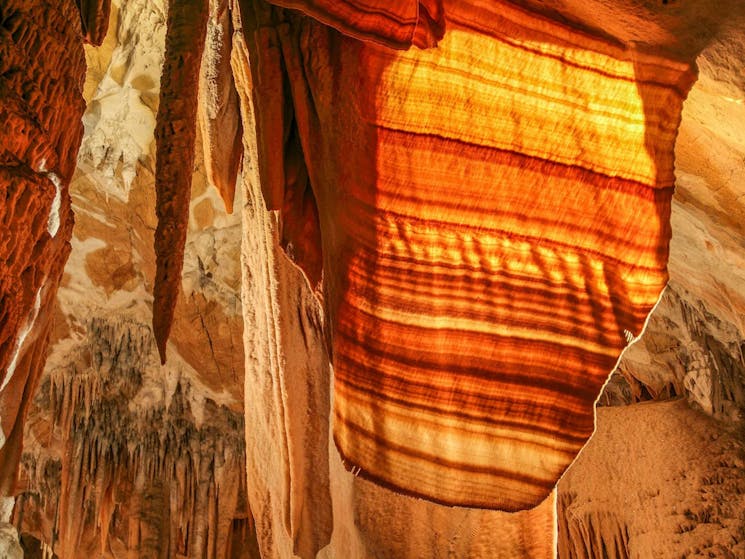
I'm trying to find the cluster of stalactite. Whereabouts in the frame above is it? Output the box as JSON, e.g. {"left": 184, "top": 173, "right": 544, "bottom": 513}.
{"left": 12, "top": 317, "right": 256, "bottom": 559}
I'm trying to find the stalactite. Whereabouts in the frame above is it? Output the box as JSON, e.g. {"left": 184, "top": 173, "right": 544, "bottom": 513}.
{"left": 75, "top": 0, "right": 111, "bottom": 45}
{"left": 153, "top": 0, "right": 211, "bottom": 364}
{"left": 198, "top": 0, "right": 243, "bottom": 213}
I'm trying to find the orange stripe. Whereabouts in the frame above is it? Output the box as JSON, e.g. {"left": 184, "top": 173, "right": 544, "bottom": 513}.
{"left": 333, "top": 377, "right": 594, "bottom": 442}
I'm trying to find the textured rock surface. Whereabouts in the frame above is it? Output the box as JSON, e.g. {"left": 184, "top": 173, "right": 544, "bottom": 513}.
{"left": 0, "top": 522, "right": 23, "bottom": 559}
{"left": 0, "top": 0, "right": 86, "bottom": 500}
{"left": 78, "top": 0, "right": 162, "bottom": 191}
{"left": 17, "top": 318, "right": 250, "bottom": 559}
{"left": 559, "top": 401, "right": 745, "bottom": 558}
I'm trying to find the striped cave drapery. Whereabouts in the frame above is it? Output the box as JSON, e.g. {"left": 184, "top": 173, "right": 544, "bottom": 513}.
{"left": 242, "top": 0, "right": 695, "bottom": 510}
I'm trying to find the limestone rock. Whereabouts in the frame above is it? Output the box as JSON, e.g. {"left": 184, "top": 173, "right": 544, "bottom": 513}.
{"left": 231, "top": 10, "right": 557, "bottom": 554}
{"left": 572, "top": 22, "right": 745, "bottom": 558}
{"left": 78, "top": 0, "right": 165, "bottom": 196}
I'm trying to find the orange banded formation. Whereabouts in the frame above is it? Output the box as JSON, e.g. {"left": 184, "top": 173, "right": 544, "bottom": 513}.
{"left": 243, "top": 0, "right": 696, "bottom": 510}
{"left": 267, "top": 0, "right": 445, "bottom": 49}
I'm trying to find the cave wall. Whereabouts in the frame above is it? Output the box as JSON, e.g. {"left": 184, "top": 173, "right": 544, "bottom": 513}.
{"left": 1, "top": 0, "right": 745, "bottom": 558}
{"left": 0, "top": 0, "right": 86, "bottom": 517}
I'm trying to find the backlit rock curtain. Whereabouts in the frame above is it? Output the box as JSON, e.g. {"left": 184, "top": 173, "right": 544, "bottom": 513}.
{"left": 242, "top": 0, "right": 695, "bottom": 511}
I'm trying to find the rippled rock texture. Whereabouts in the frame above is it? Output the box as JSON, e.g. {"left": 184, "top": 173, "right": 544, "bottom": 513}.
{"left": 0, "top": 0, "right": 86, "bottom": 504}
